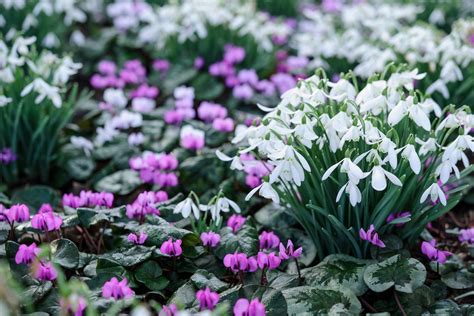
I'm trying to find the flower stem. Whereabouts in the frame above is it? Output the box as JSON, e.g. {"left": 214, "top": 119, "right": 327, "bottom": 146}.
{"left": 394, "top": 290, "right": 407, "bottom": 316}
{"left": 294, "top": 258, "right": 302, "bottom": 284}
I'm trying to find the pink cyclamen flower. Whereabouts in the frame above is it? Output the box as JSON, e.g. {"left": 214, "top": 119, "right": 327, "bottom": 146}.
{"left": 31, "top": 211, "right": 62, "bottom": 232}
{"left": 196, "top": 287, "right": 219, "bottom": 311}
{"left": 386, "top": 211, "right": 411, "bottom": 227}
{"left": 224, "top": 252, "right": 250, "bottom": 272}
{"left": 15, "top": 243, "right": 40, "bottom": 264}
{"left": 160, "top": 238, "right": 182, "bottom": 257}
{"left": 6, "top": 204, "right": 29, "bottom": 223}
{"left": 359, "top": 225, "right": 385, "bottom": 248}
{"left": 180, "top": 126, "right": 205, "bottom": 151}
{"left": 33, "top": 261, "right": 58, "bottom": 281}
{"left": 200, "top": 232, "right": 221, "bottom": 248}
{"left": 128, "top": 232, "right": 148, "bottom": 245}
{"left": 194, "top": 57, "right": 204, "bottom": 69}
{"left": 259, "top": 231, "right": 280, "bottom": 249}
{"left": 102, "top": 277, "right": 134, "bottom": 300}
{"left": 224, "top": 45, "right": 245, "bottom": 64}
{"left": 233, "top": 298, "right": 266, "bottom": 316}
{"left": 159, "top": 304, "right": 178, "bottom": 316}
{"left": 98, "top": 60, "right": 117, "bottom": 75}
{"left": 459, "top": 228, "right": 474, "bottom": 244}
{"left": 227, "top": 215, "right": 246, "bottom": 233}
{"left": 257, "top": 252, "right": 281, "bottom": 270}
{"left": 126, "top": 191, "right": 160, "bottom": 220}
{"left": 60, "top": 295, "right": 87, "bottom": 316}
{"left": 421, "top": 240, "right": 452, "bottom": 264}
{"left": 279, "top": 240, "right": 303, "bottom": 260}
{"left": 212, "top": 118, "right": 235, "bottom": 132}
{"left": 233, "top": 84, "right": 254, "bottom": 100}
{"left": 153, "top": 59, "right": 170, "bottom": 72}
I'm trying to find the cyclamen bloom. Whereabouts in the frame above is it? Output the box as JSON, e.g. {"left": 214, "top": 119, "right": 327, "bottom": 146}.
{"left": 5, "top": 204, "right": 29, "bottom": 223}
{"left": 180, "top": 125, "right": 205, "bottom": 151}
{"left": 227, "top": 215, "right": 246, "bottom": 233}
{"left": 33, "top": 262, "right": 58, "bottom": 281}
{"left": 233, "top": 298, "right": 266, "bottom": 316}
{"left": 421, "top": 240, "right": 452, "bottom": 264}
{"left": 0, "top": 148, "right": 16, "bottom": 164}
{"left": 359, "top": 225, "right": 385, "bottom": 248}
{"left": 459, "top": 228, "right": 474, "bottom": 244}
{"left": 259, "top": 231, "right": 280, "bottom": 249}
{"left": 257, "top": 252, "right": 281, "bottom": 270}
{"left": 196, "top": 287, "right": 219, "bottom": 311}
{"left": 15, "top": 243, "right": 40, "bottom": 264}
{"left": 128, "top": 232, "right": 148, "bottom": 245}
{"left": 102, "top": 277, "right": 134, "bottom": 300}
{"left": 279, "top": 240, "right": 303, "bottom": 260}
{"left": 160, "top": 238, "right": 182, "bottom": 257}
{"left": 213, "top": 118, "right": 235, "bottom": 132}
{"left": 200, "top": 232, "right": 221, "bottom": 248}
{"left": 126, "top": 191, "right": 160, "bottom": 220}
{"left": 159, "top": 304, "right": 178, "bottom": 316}
{"left": 60, "top": 294, "right": 87, "bottom": 316}
{"left": 62, "top": 191, "right": 114, "bottom": 208}
{"left": 224, "top": 252, "right": 257, "bottom": 273}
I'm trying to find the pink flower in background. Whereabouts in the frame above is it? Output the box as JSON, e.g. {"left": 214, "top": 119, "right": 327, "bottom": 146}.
{"left": 15, "top": 243, "right": 40, "bottom": 264}
{"left": 102, "top": 277, "right": 134, "bottom": 300}
{"left": 31, "top": 211, "right": 62, "bottom": 232}
{"left": 233, "top": 298, "right": 266, "bottom": 316}
{"left": 196, "top": 287, "right": 219, "bottom": 311}
{"left": 180, "top": 125, "right": 205, "bottom": 150}
{"left": 238, "top": 69, "right": 259, "bottom": 86}
{"left": 279, "top": 240, "right": 303, "bottom": 260}
{"left": 159, "top": 304, "right": 178, "bottom": 316}
{"left": 155, "top": 191, "right": 169, "bottom": 202}
{"left": 62, "top": 193, "right": 82, "bottom": 208}
{"left": 200, "top": 231, "right": 221, "bottom": 247}
{"left": 257, "top": 252, "right": 281, "bottom": 270}
{"left": 421, "top": 240, "right": 452, "bottom": 264}
{"left": 33, "top": 261, "right": 58, "bottom": 281}
{"left": 160, "top": 238, "right": 182, "bottom": 257}
{"left": 254, "top": 80, "right": 276, "bottom": 96}
{"left": 0, "top": 148, "right": 16, "bottom": 164}
{"left": 469, "top": 33, "right": 474, "bottom": 46}
{"left": 194, "top": 56, "right": 204, "bottom": 69}
{"left": 197, "top": 102, "right": 227, "bottom": 123}
{"left": 227, "top": 215, "right": 246, "bottom": 233}
{"left": 98, "top": 60, "right": 117, "bottom": 75}
{"left": 386, "top": 211, "right": 411, "bottom": 227}
{"left": 60, "top": 295, "right": 87, "bottom": 316}
{"left": 246, "top": 175, "right": 262, "bottom": 188}
{"left": 359, "top": 225, "right": 385, "bottom": 248}
{"left": 259, "top": 231, "right": 280, "bottom": 249}
{"left": 224, "top": 45, "right": 245, "bottom": 64}
{"left": 128, "top": 232, "right": 148, "bottom": 245}
{"left": 271, "top": 73, "right": 296, "bottom": 94}
{"left": 126, "top": 191, "right": 160, "bottom": 220}
{"left": 233, "top": 84, "right": 254, "bottom": 100}
{"left": 5, "top": 204, "right": 29, "bottom": 223}
{"left": 153, "top": 59, "right": 170, "bottom": 72}
{"left": 164, "top": 110, "right": 185, "bottom": 125}
{"left": 130, "top": 83, "right": 159, "bottom": 99}
{"left": 322, "top": 0, "right": 343, "bottom": 12}
{"left": 459, "top": 228, "right": 474, "bottom": 244}
{"left": 224, "top": 252, "right": 251, "bottom": 272}
{"left": 213, "top": 118, "right": 235, "bottom": 132}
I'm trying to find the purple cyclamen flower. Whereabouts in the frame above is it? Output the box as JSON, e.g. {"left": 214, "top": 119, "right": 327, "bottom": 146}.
{"left": 227, "top": 215, "right": 246, "bottom": 233}
{"left": 128, "top": 232, "right": 148, "bottom": 245}
{"left": 257, "top": 252, "right": 281, "bottom": 270}
{"left": 200, "top": 231, "right": 221, "bottom": 248}
{"left": 194, "top": 56, "right": 204, "bottom": 69}
{"left": 254, "top": 80, "right": 276, "bottom": 96}
{"left": 224, "top": 45, "right": 245, "bottom": 64}
{"left": 196, "top": 287, "right": 219, "bottom": 311}
{"left": 322, "top": 0, "right": 343, "bottom": 12}
{"left": 224, "top": 252, "right": 252, "bottom": 272}
{"left": 153, "top": 59, "right": 170, "bottom": 72}
{"left": 164, "top": 110, "right": 185, "bottom": 125}
{"left": 459, "top": 228, "right": 474, "bottom": 244}
{"left": 102, "top": 277, "right": 134, "bottom": 300}
{"left": 233, "top": 298, "right": 266, "bottom": 316}
{"left": 386, "top": 211, "right": 411, "bottom": 227}
{"left": 160, "top": 238, "right": 182, "bottom": 257}
{"left": 159, "top": 304, "right": 178, "bottom": 316}
{"left": 212, "top": 118, "right": 235, "bottom": 132}
{"left": 33, "top": 261, "right": 58, "bottom": 281}
{"left": 271, "top": 73, "right": 296, "bottom": 94}
{"left": 259, "top": 231, "right": 280, "bottom": 249}
{"left": 15, "top": 243, "right": 40, "bottom": 264}
{"left": 31, "top": 210, "right": 62, "bottom": 232}
{"left": 233, "top": 84, "right": 254, "bottom": 100}
{"left": 5, "top": 204, "right": 29, "bottom": 223}
{"left": 238, "top": 69, "right": 259, "bottom": 86}
{"left": 197, "top": 101, "right": 227, "bottom": 123}
{"left": 98, "top": 60, "right": 117, "bottom": 75}
{"left": 155, "top": 190, "right": 169, "bottom": 202}
{"left": 359, "top": 225, "right": 385, "bottom": 248}
{"left": 126, "top": 191, "right": 160, "bottom": 220}
{"left": 279, "top": 240, "right": 303, "bottom": 260}
{"left": 130, "top": 83, "right": 159, "bottom": 99}
{"left": 0, "top": 148, "right": 16, "bottom": 164}
{"left": 60, "top": 295, "right": 87, "bottom": 316}
{"left": 421, "top": 240, "right": 452, "bottom": 264}
{"left": 180, "top": 126, "right": 205, "bottom": 151}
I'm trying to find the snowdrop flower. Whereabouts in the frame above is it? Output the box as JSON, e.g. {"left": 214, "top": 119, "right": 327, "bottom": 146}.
{"left": 426, "top": 80, "right": 449, "bottom": 99}
{"left": 370, "top": 165, "right": 402, "bottom": 191}
{"left": 103, "top": 88, "right": 127, "bottom": 109}
{"left": 245, "top": 182, "right": 280, "bottom": 204}
{"left": 215, "top": 150, "right": 244, "bottom": 170}
{"left": 336, "top": 180, "right": 362, "bottom": 206}
{"left": 416, "top": 137, "right": 439, "bottom": 156}
{"left": 203, "top": 196, "right": 241, "bottom": 221}
{"left": 21, "top": 78, "right": 62, "bottom": 107}
{"left": 401, "top": 145, "right": 421, "bottom": 174}
{"left": 174, "top": 197, "right": 201, "bottom": 219}
{"left": 322, "top": 158, "right": 368, "bottom": 185}
{"left": 53, "top": 56, "right": 81, "bottom": 85}
{"left": 327, "top": 79, "right": 356, "bottom": 102}
{"left": 420, "top": 182, "right": 447, "bottom": 206}
{"left": 0, "top": 96, "right": 12, "bottom": 107}
{"left": 70, "top": 136, "right": 93, "bottom": 156}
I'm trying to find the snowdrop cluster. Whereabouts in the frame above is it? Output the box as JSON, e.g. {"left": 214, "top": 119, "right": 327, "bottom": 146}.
{"left": 220, "top": 67, "right": 473, "bottom": 256}
{"left": 293, "top": 2, "right": 474, "bottom": 98}
{"left": 108, "top": 0, "right": 292, "bottom": 52}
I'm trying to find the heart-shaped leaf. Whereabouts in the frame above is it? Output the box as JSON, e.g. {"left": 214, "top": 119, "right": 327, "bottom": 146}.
{"left": 363, "top": 255, "right": 426, "bottom": 293}
{"left": 135, "top": 261, "right": 169, "bottom": 291}
{"left": 190, "top": 269, "right": 228, "bottom": 292}
{"left": 51, "top": 239, "right": 80, "bottom": 269}
{"left": 94, "top": 170, "right": 141, "bottom": 195}
{"left": 215, "top": 219, "right": 258, "bottom": 258}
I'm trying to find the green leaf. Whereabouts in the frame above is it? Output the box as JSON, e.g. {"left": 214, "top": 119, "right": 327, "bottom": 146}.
{"left": 100, "top": 246, "right": 154, "bottom": 267}
{"left": 190, "top": 269, "right": 228, "bottom": 292}
{"left": 215, "top": 221, "right": 258, "bottom": 258}
{"left": 94, "top": 170, "right": 141, "bottom": 195}
{"left": 363, "top": 255, "right": 426, "bottom": 293}
{"left": 241, "top": 285, "right": 287, "bottom": 316}
{"left": 135, "top": 261, "right": 169, "bottom": 291}
{"left": 192, "top": 74, "right": 224, "bottom": 100}
{"left": 441, "top": 269, "right": 474, "bottom": 289}
{"left": 96, "top": 258, "right": 125, "bottom": 276}
{"left": 282, "top": 286, "right": 361, "bottom": 315}
{"left": 168, "top": 281, "right": 197, "bottom": 309}
{"left": 11, "top": 185, "right": 60, "bottom": 212}
{"left": 77, "top": 206, "right": 123, "bottom": 228}
{"left": 50, "top": 239, "right": 79, "bottom": 269}
{"left": 22, "top": 281, "right": 53, "bottom": 304}
{"left": 302, "top": 254, "right": 372, "bottom": 296}
{"left": 66, "top": 156, "right": 95, "bottom": 180}
{"left": 142, "top": 218, "right": 198, "bottom": 247}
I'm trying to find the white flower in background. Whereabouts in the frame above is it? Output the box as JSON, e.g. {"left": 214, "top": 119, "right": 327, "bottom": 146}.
{"left": 426, "top": 80, "right": 449, "bottom": 99}
{"left": 202, "top": 196, "right": 241, "bottom": 221}
{"left": 436, "top": 160, "right": 460, "bottom": 184}
{"left": 420, "top": 182, "right": 446, "bottom": 206}
{"left": 327, "top": 79, "right": 356, "bottom": 102}
{"left": 110, "top": 110, "right": 143, "bottom": 129}
{"left": 173, "top": 86, "right": 195, "bottom": 100}
{"left": 0, "top": 96, "right": 12, "bottom": 107}
{"left": 53, "top": 56, "right": 82, "bottom": 86}
{"left": 70, "top": 136, "right": 94, "bottom": 156}
{"left": 215, "top": 150, "right": 244, "bottom": 170}
{"left": 128, "top": 132, "right": 145, "bottom": 146}
{"left": 42, "top": 32, "right": 60, "bottom": 48}
{"left": 21, "top": 78, "right": 62, "bottom": 108}
{"left": 103, "top": 88, "right": 128, "bottom": 109}
{"left": 132, "top": 97, "right": 155, "bottom": 113}
{"left": 370, "top": 165, "right": 402, "bottom": 191}
{"left": 323, "top": 158, "right": 368, "bottom": 185}
{"left": 2, "top": 0, "right": 26, "bottom": 10}
{"left": 245, "top": 182, "right": 280, "bottom": 204}
{"left": 267, "top": 145, "right": 311, "bottom": 185}
{"left": 174, "top": 197, "right": 201, "bottom": 219}
{"left": 95, "top": 124, "right": 119, "bottom": 146}
{"left": 440, "top": 60, "right": 463, "bottom": 83}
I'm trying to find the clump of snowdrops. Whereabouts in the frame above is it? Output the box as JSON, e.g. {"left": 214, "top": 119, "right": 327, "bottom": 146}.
{"left": 220, "top": 65, "right": 474, "bottom": 259}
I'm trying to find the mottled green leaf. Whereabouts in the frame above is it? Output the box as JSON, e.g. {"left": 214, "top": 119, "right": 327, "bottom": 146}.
{"left": 51, "top": 239, "right": 79, "bottom": 269}
{"left": 94, "top": 170, "right": 141, "bottom": 195}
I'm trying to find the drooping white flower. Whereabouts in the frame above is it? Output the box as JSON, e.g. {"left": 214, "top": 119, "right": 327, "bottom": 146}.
{"left": 103, "top": 88, "right": 128, "bottom": 109}
{"left": 370, "top": 165, "right": 402, "bottom": 191}
{"left": 401, "top": 145, "right": 421, "bottom": 174}
{"left": 202, "top": 196, "right": 241, "bottom": 221}
{"left": 215, "top": 150, "right": 244, "bottom": 170}
{"left": 20, "top": 78, "right": 62, "bottom": 107}
{"left": 327, "top": 79, "right": 356, "bottom": 102}
{"left": 336, "top": 180, "right": 362, "bottom": 206}
{"left": 174, "top": 197, "right": 201, "bottom": 219}
{"left": 0, "top": 96, "right": 12, "bottom": 107}
{"left": 323, "top": 158, "right": 368, "bottom": 184}
{"left": 420, "top": 182, "right": 446, "bottom": 206}
{"left": 245, "top": 182, "right": 280, "bottom": 204}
